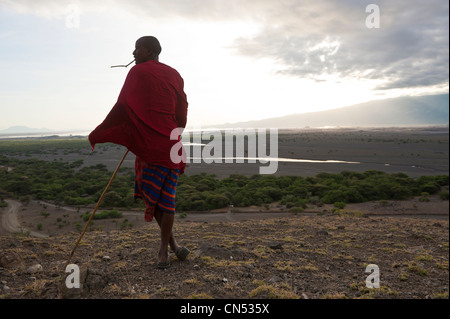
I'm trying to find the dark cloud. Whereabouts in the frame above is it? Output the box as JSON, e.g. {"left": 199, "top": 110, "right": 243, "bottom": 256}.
{"left": 228, "top": 0, "right": 449, "bottom": 90}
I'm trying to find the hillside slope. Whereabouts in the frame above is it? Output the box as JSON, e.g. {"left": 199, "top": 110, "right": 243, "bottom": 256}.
{"left": 220, "top": 94, "right": 449, "bottom": 128}
{"left": 1, "top": 207, "right": 448, "bottom": 300}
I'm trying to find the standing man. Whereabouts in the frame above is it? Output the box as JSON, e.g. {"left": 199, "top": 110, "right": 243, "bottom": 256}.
{"left": 89, "top": 36, "right": 189, "bottom": 269}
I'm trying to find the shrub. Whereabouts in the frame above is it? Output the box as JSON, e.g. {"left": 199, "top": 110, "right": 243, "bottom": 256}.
{"left": 289, "top": 206, "right": 304, "bottom": 213}
{"left": 119, "top": 219, "right": 133, "bottom": 230}
{"left": 439, "top": 191, "right": 449, "bottom": 200}
{"left": 420, "top": 183, "right": 441, "bottom": 195}
{"left": 334, "top": 201, "right": 346, "bottom": 209}
{"left": 322, "top": 189, "right": 346, "bottom": 204}
{"left": 40, "top": 211, "right": 50, "bottom": 218}
{"left": 64, "top": 196, "right": 90, "bottom": 205}
{"left": 82, "top": 209, "right": 122, "bottom": 221}
{"left": 102, "top": 191, "right": 123, "bottom": 207}
{"left": 204, "top": 193, "right": 229, "bottom": 209}
{"left": 295, "top": 198, "right": 309, "bottom": 209}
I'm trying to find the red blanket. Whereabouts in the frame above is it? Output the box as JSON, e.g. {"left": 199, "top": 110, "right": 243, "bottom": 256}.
{"left": 89, "top": 60, "right": 188, "bottom": 173}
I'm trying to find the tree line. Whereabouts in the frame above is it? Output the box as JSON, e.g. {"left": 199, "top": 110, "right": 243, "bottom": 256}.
{"left": 0, "top": 155, "right": 448, "bottom": 212}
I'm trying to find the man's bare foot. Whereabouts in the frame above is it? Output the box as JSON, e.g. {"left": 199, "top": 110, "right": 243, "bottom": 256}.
{"left": 157, "top": 247, "right": 169, "bottom": 267}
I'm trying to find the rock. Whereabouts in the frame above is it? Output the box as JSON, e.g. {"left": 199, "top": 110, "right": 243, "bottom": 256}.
{"left": 102, "top": 256, "right": 111, "bottom": 261}
{"left": 26, "top": 264, "right": 43, "bottom": 274}
{"left": 243, "top": 272, "right": 253, "bottom": 279}
{"left": 60, "top": 267, "right": 109, "bottom": 299}
{"left": 269, "top": 276, "right": 282, "bottom": 284}
{"left": 85, "top": 268, "right": 109, "bottom": 292}
{"left": 269, "top": 242, "right": 283, "bottom": 250}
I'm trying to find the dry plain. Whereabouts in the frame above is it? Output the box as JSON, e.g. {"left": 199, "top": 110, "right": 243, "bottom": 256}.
{"left": 0, "top": 126, "right": 448, "bottom": 300}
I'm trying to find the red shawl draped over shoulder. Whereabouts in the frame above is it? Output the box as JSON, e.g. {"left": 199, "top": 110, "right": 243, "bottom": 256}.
{"left": 89, "top": 60, "right": 188, "bottom": 173}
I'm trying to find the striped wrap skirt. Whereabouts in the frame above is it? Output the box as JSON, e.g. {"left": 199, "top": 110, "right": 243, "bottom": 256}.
{"left": 134, "top": 156, "right": 180, "bottom": 222}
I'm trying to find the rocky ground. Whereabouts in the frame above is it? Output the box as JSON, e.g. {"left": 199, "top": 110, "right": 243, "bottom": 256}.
{"left": 0, "top": 199, "right": 448, "bottom": 300}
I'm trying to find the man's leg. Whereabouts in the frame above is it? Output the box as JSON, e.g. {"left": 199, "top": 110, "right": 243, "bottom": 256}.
{"left": 154, "top": 207, "right": 179, "bottom": 264}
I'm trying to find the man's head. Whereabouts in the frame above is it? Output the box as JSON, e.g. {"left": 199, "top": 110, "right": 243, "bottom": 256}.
{"left": 133, "top": 36, "right": 162, "bottom": 64}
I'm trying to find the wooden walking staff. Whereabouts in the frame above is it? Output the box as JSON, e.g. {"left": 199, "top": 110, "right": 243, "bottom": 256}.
{"left": 64, "top": 149, "right": 129, "bottom": 268}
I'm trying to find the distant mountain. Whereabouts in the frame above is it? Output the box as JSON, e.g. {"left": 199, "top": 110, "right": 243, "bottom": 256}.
{"left": 0, "top": 126, "right": 53, "bottom": 134}
{"left": 219, "top": 93, "right": 449, "bottom": 128}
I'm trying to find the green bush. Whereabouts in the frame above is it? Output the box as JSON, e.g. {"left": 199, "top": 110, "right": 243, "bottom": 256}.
{"left": 439, "top": 191, "right": 449, "bottom": 200}
{"left": 334, "top": 201, "right": 346, "bottom": 209}
{"left": 289, "top": 206, "right": 304, "bottom": 213}
{"left": 120, "top": 219, "right": 133, "bottom": 230}
{"left": 1, "top": 147, "right": 448, "bottom": 213}
{"left": 82, "top": 209, "right": 122, "bottom": 221}
{"left": 204, "top": 193, "right": 229, "bottom": 209}
{"left": 40, "top": 211, "right": 50, "bottom": 218}
{"left": 420, "top": 182, "right": 441, "bottom": 195}
{"left": 102, "top": 191, "right": 123, "bottom": 207}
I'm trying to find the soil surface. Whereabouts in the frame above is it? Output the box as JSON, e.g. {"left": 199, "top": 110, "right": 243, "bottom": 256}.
{"left": 0, "top": 197, "right": 448, "bottom": 300}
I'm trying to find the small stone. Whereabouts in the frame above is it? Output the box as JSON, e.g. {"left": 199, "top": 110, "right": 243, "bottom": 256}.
{"left": 102, "top": 256, "right": 111, "bottom": 261}
{"left": 26, "top": 264, "right": 43, "bottom": 274}
{"left": 269, "top": 242, "right": 283, "bottom": 250}
{"left": 316, "top": 230, "right": 328, "bottom": 236}
{"left": 269, "top": 276, "right": 282, "bottom": 284}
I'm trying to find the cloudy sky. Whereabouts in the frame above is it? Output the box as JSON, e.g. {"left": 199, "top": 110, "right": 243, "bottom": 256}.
{"left": 0, "top": 0, "right": 448, "bottom": 131}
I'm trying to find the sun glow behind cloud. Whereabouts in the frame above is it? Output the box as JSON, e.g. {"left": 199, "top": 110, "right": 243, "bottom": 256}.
{"left": 0, "top": 0, "right": 448, "bottom": 131}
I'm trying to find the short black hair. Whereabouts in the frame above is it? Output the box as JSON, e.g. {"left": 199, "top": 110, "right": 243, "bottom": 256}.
{"left": 137, "top": 36, "right": 162, "bottom": 56}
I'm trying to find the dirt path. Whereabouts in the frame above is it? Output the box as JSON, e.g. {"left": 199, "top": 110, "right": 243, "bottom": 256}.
{"left": 0, "top": 200, "right": 48, "bottom": 238}
{"left": 1, "top": 195, "right": 448, "bottom": 238}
